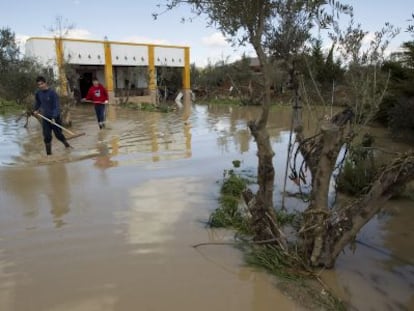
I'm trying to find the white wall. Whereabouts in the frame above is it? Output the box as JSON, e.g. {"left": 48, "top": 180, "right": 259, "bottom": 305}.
{"left": 111, "top": 44, "right": 148, "bottom": 66}
{"left": 63, "top": 41, "right": 105, "bottom": 65}
{"left": 155, "top": 47, "right": 185, "bottom": 67}
{"left": 25, "top": 38, "right": 56, "bottom": 67}
{"left": 25, "top": 38, "right": 187, "bottom": 90}
{"left": 26, "top": 39, "right": 187, "bottom": 68}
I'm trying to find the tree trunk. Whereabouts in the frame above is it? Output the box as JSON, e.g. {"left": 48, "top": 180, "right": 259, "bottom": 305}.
{"left": 296, "top": 108, "right": 414, "bottom": 268}
{"left": 247, "top": 120, "right": 278, "bottom": 240}
{"left": 319, "top": 151, "right": 414, "bottom": 268}
{"left": 244, "top": 41, "right": 280, "bottom": 241}
{"left": 60, "top": 96, "right": 73, "bottom": 127}
{"left": 300, "top": 123, "right": 346, "bottom": 266}
{"left": 295, "top": 108, "right": 355, "bottom": 266}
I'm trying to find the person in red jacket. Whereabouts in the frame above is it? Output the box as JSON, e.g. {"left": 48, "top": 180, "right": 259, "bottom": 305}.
{"left": 82, "top": 77, "right": 109, "bottom": 129}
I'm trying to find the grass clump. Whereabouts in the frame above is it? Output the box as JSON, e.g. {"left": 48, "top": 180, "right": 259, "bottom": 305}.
{"left": 246, "top": 245, "right": 346, "bottom": 310}
{"left": 209, "top": 163, "right": 251, "bottom": 233}
{"left": 245, "top": 245, "right": 304, "bottom": 280}
{"left": 208, "top": 161, "right": 346, "bottom": 310}
{"left": 275, "top": 210, "right": 298, "bottom": 226}
{"left": 0, "top": 99, "right": 20, "bottom": 114}
{"left": 207, "top": 98, "right": 242, "bottom": 105}
{"left": 122, "top": 101, "right": 175, "bottom": 113}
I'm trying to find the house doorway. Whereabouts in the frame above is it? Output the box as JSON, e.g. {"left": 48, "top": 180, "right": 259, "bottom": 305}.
{"left": 79, "top": 72, "right": 93, "bottom": 98}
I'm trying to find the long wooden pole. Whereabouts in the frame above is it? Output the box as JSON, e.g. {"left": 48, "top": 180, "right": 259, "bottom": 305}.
{"left": 36, "top": 113, "right": 85, "bottom": 139}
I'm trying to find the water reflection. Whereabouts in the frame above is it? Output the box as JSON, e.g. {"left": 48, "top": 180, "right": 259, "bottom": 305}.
{"left": 94, "top": 138, "right": 119, "bottom": 169}
{"left": 182, "top": 99, "right": 192, "bottom": 158}
{"left": 321, "top": 210, "right": 414, "bottom": 311}
{"left": 0, "top": 114, "right": 42, "bottom": 165}
{"left": 46, "top": 164, "right": 71, "bottom": 228}
{"left": 0, "top": 103, "right": 412, "bottom": 310}
{"left": 118, "top": 177, "right": 203, "bottom": 254}
{"left": 0, "top": 167, "right": 41, "bottom": 221}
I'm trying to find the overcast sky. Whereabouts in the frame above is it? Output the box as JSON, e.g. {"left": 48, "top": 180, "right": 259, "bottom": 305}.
{"left": 0, "top": 0, "right": 412, "bottom": 67}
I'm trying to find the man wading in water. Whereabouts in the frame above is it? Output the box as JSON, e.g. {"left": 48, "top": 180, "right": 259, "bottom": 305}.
{"left": 33, "top": 76, "right": 72, "bottom": 155}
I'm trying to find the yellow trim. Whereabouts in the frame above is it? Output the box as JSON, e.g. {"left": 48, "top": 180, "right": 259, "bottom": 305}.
{"left": 183, "top": 47, "right": 191, "bottom": 90}
{"left": 54, "top": 37, "right": 68, "bottom": 96}
{"left": 148, "top": 45, "right": 156, "bottom": 91}
{"left": 29, "top": 36, "right": 191, "bottom": 94}
{"left": 27, "top": 36, "right": 189, "bottom": 49}
{"left": 104, "top": 41, "right": 114, "bottom": 92}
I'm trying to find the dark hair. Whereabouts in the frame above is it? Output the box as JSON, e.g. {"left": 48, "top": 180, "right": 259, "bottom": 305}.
{"left": 92, "top": 77, "right": 99, "bottom": 81}
{"left": 36, "top": 76, "right": 46, "bottom": 83}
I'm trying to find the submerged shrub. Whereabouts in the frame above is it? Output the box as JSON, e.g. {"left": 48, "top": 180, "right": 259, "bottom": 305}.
{"left": 220, "top": 173, "right": 247, "bottom": 197}
{"left": 337, "top": 160, "right": 376, "bottom": 195}
{"left": 337, "top": 135, "right": 377, "bottom": 195}
{"left": 209, "top": 169, "right": 249, "bottom": 232}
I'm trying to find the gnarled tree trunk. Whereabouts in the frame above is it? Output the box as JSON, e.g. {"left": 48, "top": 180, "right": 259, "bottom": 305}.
{"left": 296, "top": 108, "right": 414, "bottom": 268}
{"left": 321, "top": 152, "right": 414, "bottom": 267}
{"left": 301, "top": 123, "right": 347, "bottom": 266}
{"left": 243, "top": 38, "right": 281, "bottom": 241}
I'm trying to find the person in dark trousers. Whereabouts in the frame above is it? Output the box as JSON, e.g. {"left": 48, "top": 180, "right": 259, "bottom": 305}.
{"left": 33, "top": 76, "right": 72, "bottom": 156}
{"left": 82, "top": 77, "right": 109, "bottom": 129}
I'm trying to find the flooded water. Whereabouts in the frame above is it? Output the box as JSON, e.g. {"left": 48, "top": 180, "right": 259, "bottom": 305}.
{"left": 0, "top": 103, "right": 412, "bottom": 310}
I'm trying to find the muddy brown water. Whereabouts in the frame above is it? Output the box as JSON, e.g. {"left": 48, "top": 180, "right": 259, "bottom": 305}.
{"left": 0, "top": 103, "right": 412, "bottom": 311}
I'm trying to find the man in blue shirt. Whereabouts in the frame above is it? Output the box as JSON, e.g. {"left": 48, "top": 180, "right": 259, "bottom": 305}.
{"left": 33, "top": 76, "right": 71, "bottom": 155}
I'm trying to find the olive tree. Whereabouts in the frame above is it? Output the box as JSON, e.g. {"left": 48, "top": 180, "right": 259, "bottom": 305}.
{"left": 0, "top": 27, "right": 51, "bottom": 107}
{"left": 158, "top": 0, "right": 414, "bottom": 269}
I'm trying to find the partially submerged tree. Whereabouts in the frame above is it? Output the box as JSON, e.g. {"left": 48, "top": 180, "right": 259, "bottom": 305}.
{"left": 159, "top": 1, "right": 414, "bottom": 270}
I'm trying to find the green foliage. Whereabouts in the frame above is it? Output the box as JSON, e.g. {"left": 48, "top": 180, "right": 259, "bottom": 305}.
{"left": 121, "top": 102, "right": 140, "bottom": 110}
{"left": 336, "top": 160, "right": 375, "bottom": 195}
{"left": 275, "top": 210, "right": 297, "bottom": 226}
{"left": 304, "top": 39, "right": 344, "bottom": 86}
{"left": 1, "top": 59, "right": 50, "bottom": 105}
{"left": 376, "top": 95, "right": 398, "bottom": 125}
{"left": 329, "top": 21, "right": 400, "bottom": 125}
{"left": 337, "top": 135, "right": 378, "bottom": 195}
{"left": 0, "top": 98, "right": 20, "bottom": 114}
{"left": 378, "top": 40, "right": 414, "bottom": 134}
{"left": 388, "top": 98, "right": 414, "bottom": 135}
{"left": 121, "top": 101, "right": 175, "bottom": 113}
{"left": 220, "top": 171, "right": 247, "bottom": 197}
{"left": 157, "top": 66, "right": 182, "bottom": 96}
{"left": 232, "top": 160, "right": 241, "bottom": 168}
{"left": 399, "top": 41, "right": 414, "bottom": 69}
{"left": 245, "top": 245, "right": 302, "bottom": 280}
{"left": 207, "top": 98, "right": 242, "bottom": 105}
{"left": 0, "top": 27, "right": 52, "bottom": 106}
{"left": 209, "top": 168, "right": 250, "bottom": 233}
{"left": 246, "top": 245, "right": 347, "bottom": 310}
{"left": 209, "top": 194, "right": 248, "bottom": 231}
{"left": 157, "top": 103, "right": 175, "bottom": 113}
{"left": 0, "top": 27, "right": 19, "bottom": 71}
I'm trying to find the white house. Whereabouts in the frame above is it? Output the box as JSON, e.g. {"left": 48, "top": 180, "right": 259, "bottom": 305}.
{"left": 25, "top": 37, "right": 191, "bottom": 104}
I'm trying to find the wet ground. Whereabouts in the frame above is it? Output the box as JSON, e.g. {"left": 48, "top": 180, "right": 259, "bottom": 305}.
{"left": 0, "top": 103, "right": 412, "bottom": 310}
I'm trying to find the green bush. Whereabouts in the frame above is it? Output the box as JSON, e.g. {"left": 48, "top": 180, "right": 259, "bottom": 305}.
{"left": 337, "top": 135, "right": 377, "bottom": 195}
{"left": 209, "top": 169, "right": 250, "bottom": 233}
{"left": 388, "top": 98, "right": 414, "bottom": 135}
{"left": 220, "top": 173, "right": 247, "bottom": 197}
